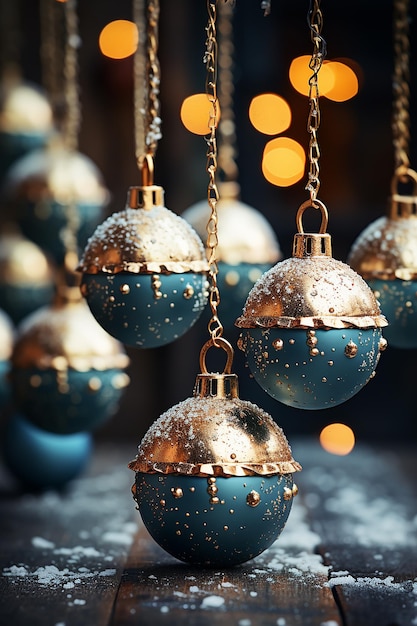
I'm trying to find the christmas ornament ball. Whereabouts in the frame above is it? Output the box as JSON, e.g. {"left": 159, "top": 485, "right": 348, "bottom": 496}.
{"left": 0, "top": 80, "right": 53, "bottom": 181}
{"left": 10, "top": 288, "right": 130, "bottom": 434}
{"left": 0, "top": 229, "right": 54, "bottom": 324}
{"left": 5, "top": 143, "right": 109, "bottom": 264}
{"left": 2, "top": 413, "right": 92, "bottom": 490}
{"left": 80, "top": 184, "right": 209, "bottom": 348}
{"left": 129, "top": 346, "right": 301, "bottom": 567}
{"left": 236, "top": 227, "right": 388, "bottom": 410}
{"left": 348, "top": 173, "right": 417, "bottom": 349}
{"left": 182, "top": 182, "right": 281, "bottom": 328}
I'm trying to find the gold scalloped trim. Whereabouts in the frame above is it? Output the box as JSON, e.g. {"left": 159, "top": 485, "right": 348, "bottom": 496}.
{"left": 235, "top": 314, "right": 388, "bottom": 330}
{"left": 78, "top": 260, "right": 210, "bottom": 275}
{"left": 128, "top": 459, "right": 302, "bottom": 477}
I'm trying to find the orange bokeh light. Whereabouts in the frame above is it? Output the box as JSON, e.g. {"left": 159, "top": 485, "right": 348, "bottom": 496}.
{"left": 99, "top": 20, "right": 138, "bottom": 60}
{"left": 249, "top": 93, "right": 292, "bottom": 135}
{"left": 325, "top": 61, "right": 359, "bottom": 102}
{"left": 289, "top": 55, "right": 335, "bottom": 97}
{"left": 262, "top": 137, "right": 305, "bottom": 187}
{"left": 319, "top": 423, "right": 355, "bottom": 456}
{"left": 180, "top": 93, "right": 220, "bottom": 136}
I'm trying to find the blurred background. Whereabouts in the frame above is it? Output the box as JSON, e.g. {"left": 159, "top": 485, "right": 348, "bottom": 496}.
{"left": 0, "top": 0, "right": 416, "bottom": 464}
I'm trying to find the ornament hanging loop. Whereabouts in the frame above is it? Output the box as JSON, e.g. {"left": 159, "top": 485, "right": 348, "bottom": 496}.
{"left": 199, "top": 337, "right": 234, "bottom": 375}
{"left": 390, "top": 167, "right": 417, "bottom": 219}
{"left": 138, "top": 153, "right": 155, "bottom": 187}
{"left": 296, "top": 199, "right": 328, "bottom": 234}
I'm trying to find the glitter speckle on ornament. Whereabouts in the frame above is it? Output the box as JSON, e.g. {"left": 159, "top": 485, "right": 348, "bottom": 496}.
{"left": 79, "top": 172, "right": 209, "bottom": 348}
{"left": 236, "top": 200, "right": 388, "bottom": 410}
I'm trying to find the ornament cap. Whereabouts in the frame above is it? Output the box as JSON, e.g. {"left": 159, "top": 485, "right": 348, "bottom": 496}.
{"left": 128, "top": 184, "right": 165, "bottom": 211}
{"left": 194, "top": 338, "right": 239, "bottom": 399}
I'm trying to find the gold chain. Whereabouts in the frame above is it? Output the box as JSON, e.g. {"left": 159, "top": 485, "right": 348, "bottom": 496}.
{"left": 63, "top": 0, "right": 81, "bottom": 152}
{"left": 145, "top": 0, "right": 161, "bottom": 159}
{"left": 218, "top": 0, "right": 238, "bottom": 183}
{"left": 392, "top": 0, "right": 411, "bottom": 175}
{"left": 133, "top": 0, "right": 146, "bottom": 161}
{"left": 204, "top": 0, "right": 223, "bottom": 343}
{"left": 305, "top": 0, "right": 326, "bottom": 203}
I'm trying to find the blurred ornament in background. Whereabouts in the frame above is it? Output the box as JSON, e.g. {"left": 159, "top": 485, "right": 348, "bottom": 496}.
{"left": 129, "top": 337, "right": 301, "bottom": 567}
{"left": 349, "top": 0, "right": 417, "bottom": 349}
{"left": 9, "top": 272, "right": 130, "bottom": 434}
{"left": 2, "top": 412, "right": 92, "bottom": 491}
{"left": 0, "top": 79, "right": 54, "bottom": 182}
{"left": 0, "top": 227, "right": 54, "bottom": 324}
{"left": 183, "top": 181, "right": 281, "bottom": 328}
{"left": 0, "top": 307, "right": 14, "bottom": 408}
{"left": 4, "top": 141, "right": 109, "bottom": 265}
{"left": 349, "top": 169, "right": 417, "bottom": 349}
{"left": 79, "top": 162, "right": 209, "bottom": 349}
{"left": 236, "top": 201, "right": 388, "bottom": 410}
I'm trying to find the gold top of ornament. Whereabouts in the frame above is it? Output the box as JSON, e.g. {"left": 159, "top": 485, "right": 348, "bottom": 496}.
{"left": 0, "top": 80, "right": 53, "bottom": 134}
{"left": 236, "top": 200, "right": 388, "bottom": 330}
{"left": 348, "top": 169, "right": 417, "bottom": 280}
{"left": 182, "top": 182, "right": 281, "bottom": 265}
{"left": 5, "top": 142, "right": 109, "bottom": 206}
{"left": 0, "top": 229, "right": 53, "bottom": 286}
{"left": 129, "top": 338, "right": 301, "bottom": 477}
{"left": 11, "top": 287, "right": 130, "bottom": 372}
{"left": 79, "top": 193, "right": 209, "bottom": 275}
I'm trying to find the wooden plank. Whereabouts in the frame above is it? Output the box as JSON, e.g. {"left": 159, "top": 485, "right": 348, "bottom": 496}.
{"left": 293, "top": 441, "right": 417, "bottom": 626}
{"left": 0, "top": 444, "right": 138, "bottom": 626}
{"left": 112, "top": 482, "right": 341, "bottom": 626}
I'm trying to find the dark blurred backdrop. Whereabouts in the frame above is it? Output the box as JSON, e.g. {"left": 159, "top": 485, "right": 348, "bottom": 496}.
{"left": 12, "top": 0, "right": 417, "bottom": 445}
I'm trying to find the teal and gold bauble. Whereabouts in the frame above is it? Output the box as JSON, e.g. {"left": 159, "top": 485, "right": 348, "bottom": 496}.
{"left": 9, "top": 279, "right": 129, "bottom": 434}
{"left": 5, "top": 141, "right": 109, "bottom": 265}
{"left": 182, "top": 182, "right": 281, "bottom": 328}
{"left": 348, "top": 168, "right": 417, "bottom": 349}
{"left": 79, "top": 162, "right": 209, "bottom": 349}
{"left": 129, "top": 338, "right": 301, "bottom": 567}
{"left": 0, "top": 79, "right": 53, "bottom": 182}
{"left": 0, "top": 228, "right": 54, "bottom": 324}
{"left": 236, "top": 200, "right": 388, "bottom": 410}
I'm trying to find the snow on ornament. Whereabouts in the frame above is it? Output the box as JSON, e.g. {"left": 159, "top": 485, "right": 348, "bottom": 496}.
{"left": 236, "top": 200, "right": 388, "bottom": 410}
{"left": 79, "top": 157, "right": 209, "bottom": 349}
{"left": 348, "top": 169, "right": 417, "bottom": 349}
{"left": 9, "top": 275, "right": 130, "bottom": 434}
{"left": 182, "top": 182, "right": 281, "bottom": 329}
{"left": 129, "top": 338, "right": 301, "bottom": 567}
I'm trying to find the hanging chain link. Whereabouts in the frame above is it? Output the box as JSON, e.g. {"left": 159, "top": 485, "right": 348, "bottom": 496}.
{"left": 133, "top": 0, "right": 146, "bottom": 161}
{"left": 63, "top": 0, "right": 81, "bottom": 152}
{"left": 392, "top": 0, "right": 411, "bottom": 175}
{"left": 145, "top": 0, "right": 162, "bottom": 158}
{"left": 204, "top": 0, "right": 223, "bottom": 343}
{"left": 218, "top": 0, "right": 238, "bottom": 183}
{"left": 305, "top": 0, "right": 326, "bottom": 203}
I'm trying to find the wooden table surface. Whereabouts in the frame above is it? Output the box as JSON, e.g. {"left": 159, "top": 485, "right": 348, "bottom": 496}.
{"left": 1, "top": 439, "right": 416, "bottom": 626}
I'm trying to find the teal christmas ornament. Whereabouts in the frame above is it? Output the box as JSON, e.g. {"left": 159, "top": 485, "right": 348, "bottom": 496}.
{"left": 0, "top": 80, "right": 53, "bottom": 182}
{"left": 0, "top": 307, "right": 14, "bottom": 408}
{"left": 79, "top": 159, "right": 209, "bottom": 349}
{"left": 9, "top": 278, "right": 130, "bottom": 434}
{"left": 129, "top": 338, "right": 301, "bottom": 567}
{"left": 0, "top": 229, "right": 54, "bottom": 324}
{"left": 2, "top": 412, "right": 92, "bottom": 490}
{"left": 4, "top": 141, "right": 109, "bottom": 265}
{"left": 236, "top": 201, "right": 388, "bottom": 410}
{"left": 348, "top": 169, "right": 417, "bottom": 349}
{"left": 182, "top": 182, "right": 281, "bottom": 328}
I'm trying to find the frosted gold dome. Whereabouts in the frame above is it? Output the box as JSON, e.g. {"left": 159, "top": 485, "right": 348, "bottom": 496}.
{"left": 79, "top": 187, "right": 209, "bottom": 275}
{"left": 0, "top": 230, "right": 53, "bottom": 286}
{"left": 129, "top": 372, "right": 301, "bottom": 478}
{"left": 182, "top": 182, "right": 281, "bottom": 265}
{"left": 12, "top": 296, "right": 129, "bottom": 372}
{"left": 0, "top": 81, "right": 53, "bottom": 134}
{"left": 236, "top": 233, "right": 387, "bottom": 330}
{"left": 5, "top": 144, "right": 109, "bottom": 206}
{"left": 0, "top": 308, "right": 14, "bottom": 360}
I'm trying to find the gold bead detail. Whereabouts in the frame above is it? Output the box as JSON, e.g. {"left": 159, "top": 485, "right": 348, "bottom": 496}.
{"left": 283, "top": 487, "right": 293, "bottom": 501}
{"left": 344, "top": 340, "right": 358, "bottom": 358}
{"left": 170, "top": 487, "right": 183, "bottom": 499}
{"left": 246, "top": 490, "right": 261, "bottom": 507}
